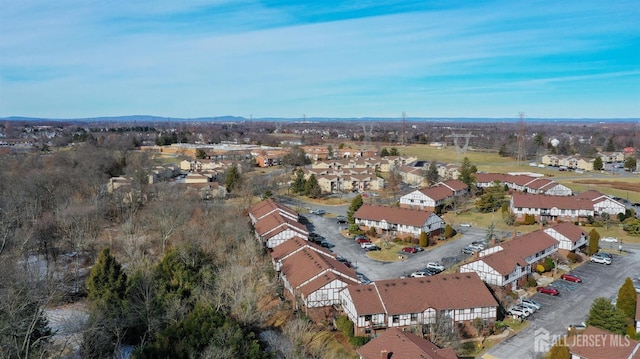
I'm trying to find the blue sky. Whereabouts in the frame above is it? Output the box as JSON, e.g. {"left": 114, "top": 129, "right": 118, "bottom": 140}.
{"left": 1, "top": 0, "right": 639, "bottom": 119}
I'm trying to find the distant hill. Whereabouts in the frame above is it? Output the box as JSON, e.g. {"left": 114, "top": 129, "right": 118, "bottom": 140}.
{"left": 1, "top": 115, "right": 638, "bottom": 124}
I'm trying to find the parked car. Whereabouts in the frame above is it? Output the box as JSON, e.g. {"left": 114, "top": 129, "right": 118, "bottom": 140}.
{"left": 353, "top": 234, "right": 368, "bottom": 241}
{"left": 521, "top": 298, "right": 542, "bottom": 310}
{"left": 310, "top": 209, "right": 326, "bottom": 215}
{"left": 537, "top": 286, "right": 560, "bottom": 296}
{"left": 365, "top": 245, "right": 381, "bottom": 252}
{"left": 425, "top": 262, "right": 445, "bottom": 272}
{"left": 320, "top": 240, "right": 335, "bottom": 249}
{"left": 560, "top": 273, "right": 582, "bottom": 283}
{"left": 567, "top": 323, "right": 587, "bottom": 333}
{"left": 600, "top": 237, "right": 618, "bottom": 243}
{"left": 335, "top": 256, "right": 352, "bottom": 267}
{"left": 361, "top": 242, "right": 378, "bottom": 249}
{"left": 597, "top": 252, "right": 613, "bottom": 259}
{"left": 402, "top": 246, "right": 419, "bottom": 254}
{"left": 410, "top": 271, "right": 429, "bottom": 278}
{"left": 356, "top": 272, "right": 371, "bottom": 284}
{"left": 590, "top": 255, "right": 612, "bottom": 265}
{"left": 412, "top": 246, "right": 424, "bottom": 252}
{"left": 460, "top": 223, "right": 472, "bottom": 227}
{"left": 461, "top": 246, "right": 479, "bottom": 255}
{"left": 519, "top": 301, "right": 539, "bottom": 312}
{"left": 357, "top": 237, "right": 372, "bottom": 245}
{"left": 468, "top": 243, "right": 484, "bottom": 251}
{"left": 508, "top": 307, "right": 530, "bottom": 318}
{"left": 513, "top": 304, "right": 534, "bottom": 316}
{"left": 336, "top": 215, "right": 347, "bottom": 224}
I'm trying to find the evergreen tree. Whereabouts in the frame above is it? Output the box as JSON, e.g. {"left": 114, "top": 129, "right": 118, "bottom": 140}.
{"left": 588, "top": 229, "right": 600, "bottom": 255}
{"left": 304, "top": 174, "right": 321, "bottom": 198}
{"left": 426, "top": 160, "right": 439, "bottom": 185}
{"left": 586, "top": 297, "right": 628, "bottom": 335}
{"left": 380, "top": 147, "right": 389, "bottom": 157}
{"left": 593, "top": 156, "right": 604, "bottom": 171}
{"left": 549, "top": 340, "right": 570, "bottom": 359}
{"left": 617, "top": 277, "right": 637, "bottom": 320}
{"left": 459, "top": 157, "right": 477, "bottom": 188}
{"left": 86, "top": 248, "right": 127, "bottom": 307}
{"left": 327, "top": 145, "right": 334, "bottom": 159}
{"left": 624, "top": 157, "right": 637, "bottom": 172}
{"left": 224, "top": 166, "right": 242, "bottom": 194}
{"left": 291, "top": 168, "right": 306, "bottom": 194}
{"left": 347, "top": 195, "right": 364, "bottom": 224}
{"left": 389, "top": 147, "right": 399, "bottom": 156}
{"left": 419, "top": 232, "right": 428, "bottom": 247}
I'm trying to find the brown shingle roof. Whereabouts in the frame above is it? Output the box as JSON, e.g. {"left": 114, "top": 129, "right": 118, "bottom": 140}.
{"left": 254, "top": 212, "right": 308, "bottom": 237}
{"left": 300, "top": 271, "right": 358, "bottom": 297}
{"left": 437, "top": 179, "right": 468, "bottom": 192}
{"left": 269, "top": 236, "right": 332, "bottom": 261}
{"left": 567, "top": 326, "right": 640, "bottom": 359}
{"left": 354, "top": 204, "right": 435, "bottom": 227}
{"left": 419, "top": 186, "right": 454, "bottom": 201}
{"left": 357, "top": 328, "right": 458, "bottom": 359}
{"left": 471, "top": 230, "right": 558, "bottom": 275}
{"left": 347, "top": 273, "right": 497, "bottom": 316}
{"left": 511, "top": 193, "right": 593, "bottom": 210}
{"left": 546, "top": 222, "right": 588, "bottom": 243}
{"left": 280, "top": 248, "right": 358, "bottom": 290}
{"left": 248, "top": 198, "right": 297, "bottom": 223}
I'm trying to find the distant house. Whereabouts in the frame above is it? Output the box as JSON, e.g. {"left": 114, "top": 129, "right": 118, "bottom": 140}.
{"left": 576, "top": 190, "right": 627, "bottom": 217}
{"left": 356, "top": 327, "right": 458, "bottom": 359}
{"left": 399, "top": 187, "right": 454, "bottom": 211}
{"left": 566, "top": 326, "right": 640, "bottom": 359}
{"left": 354, "top": 204, "right": 445, "bottom": 238}
{"left": 460, "top": 230, "right": 559, "bottom": 290}
{"left": 475, "top": 173, "right": 572, "bottom": 196}
{"left": 598, "top": 151, "right": 625, "bottom": 163}
{"left": 340, "top": 273, "right": 498, "bottom": 336}
{"left": 543, "top": 222, "right": 588, "bottom": 252}
{"left": 510, "top": 193, "right": 594, "bottom": 223}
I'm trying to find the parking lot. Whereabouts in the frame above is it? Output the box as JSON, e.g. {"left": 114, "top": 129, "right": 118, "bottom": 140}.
{"left": 302, "top": 210, "right": 504, "bottom": 281}
{"left": 485, "top": 245, "right": 640, "bottom": 359}
{"left": 302, "top": 207, "right": 640, "bottom": 358}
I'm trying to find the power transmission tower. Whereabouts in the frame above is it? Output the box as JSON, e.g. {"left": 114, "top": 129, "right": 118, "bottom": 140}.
{"left": 401, "top": 112, "right": 407, "bottom": 146}
{"left": 516, "top": 112, "right": 526, "bottom": 167}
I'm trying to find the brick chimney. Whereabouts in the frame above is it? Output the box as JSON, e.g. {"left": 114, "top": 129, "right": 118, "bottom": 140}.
{"left": 381, "top": 350, "right": 389, "bottom": 359}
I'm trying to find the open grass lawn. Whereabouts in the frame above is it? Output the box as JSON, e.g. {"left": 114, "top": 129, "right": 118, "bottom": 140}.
{"left": 558, "top": 177, "right": 640, "bottom": 203}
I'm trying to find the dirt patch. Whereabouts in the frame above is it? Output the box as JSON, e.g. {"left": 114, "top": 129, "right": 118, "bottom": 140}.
{"left": 571, "top": 180, "right": 640, "bottom": 193}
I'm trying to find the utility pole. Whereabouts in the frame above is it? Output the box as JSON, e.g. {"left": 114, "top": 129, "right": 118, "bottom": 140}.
{"left": 516, "top": 112, "right": 526, "bottom": 167}
{"left": 401, "top": 112, "right": 407, "bottom": 146}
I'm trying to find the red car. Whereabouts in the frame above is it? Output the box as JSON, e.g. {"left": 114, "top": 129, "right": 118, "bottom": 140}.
{"left": 537, "top": 286, "right": 560, "bottom": 296}
{"left": 402, "top": 247, "right": 418, "bottom": 253}
{"left": 560, "top": 273, "right": 582, "bottom": 283}
{"left": 356, "top": 237, "right": 371, "bottom": 244}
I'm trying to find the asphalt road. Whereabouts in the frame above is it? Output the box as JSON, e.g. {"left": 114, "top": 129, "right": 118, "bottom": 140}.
{"left": 301, "top": 207, "right": 499, "bottom": 281}
{"left": 483, "top": 243, "right": 640, "bottom": 359}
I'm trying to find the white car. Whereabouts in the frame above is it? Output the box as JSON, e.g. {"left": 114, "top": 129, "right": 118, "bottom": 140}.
{"left": 425, "top": 262, "right": 445, "bottom": 272}
{"left": 519, "top": 301, "right": 539, "bottom": 312}
{"left": 361, "top": 242, "right": 377, "bottom": 249}
{"left": 508, "top": 307, "right": 530, "bottom": 318}
{"left": 600, "top": 237, "right": 618, "bottom": 243}
{"left": 521, "top": 298, "right": 542, "bottom": 311}
{"left": 460, "top": 223, "right": 472, "bottom": 227}
{"left": 410, "top": 271, "right": 429, "bottom": 278}
{"left": 590, "top": 255, "right": 611, "bottom": 265}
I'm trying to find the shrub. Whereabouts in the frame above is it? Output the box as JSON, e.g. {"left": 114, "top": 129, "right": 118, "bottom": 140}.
{"left": 523, "top": 214, "right": 536, "bottom": 225}
{"left": 368, "top": 227, "right": 377, "bottom": 236}
{"left": 507, "top": 291, "right": 518, "bottom": 300}
{"left": 349, "top": 224, "right": 363, "bottom": 235}
{"left": 419, "top": 232, "right": 428, "bottom": 247}
{"left": 348, "top": 336, "right": 369, "bottom": 347}
{"left": 567, "top": 252, "right": 582, "bottom": 263}
{"left": 393, "top": 237, "right": 403, "bottom": 243}
{"left": 495, "top": 321, "right": 509, "bottom": 330}
{"left": 536, "top": 264, "right": 545, "bottom": 273}
{"left": 543, "top": 257, "right": 555, "bottom": 271}
{"left": 335, "top": 315, "right": 354, "bottom": 338}
{"left": 526, "top": 276, "right": 538, "bottom": 288}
